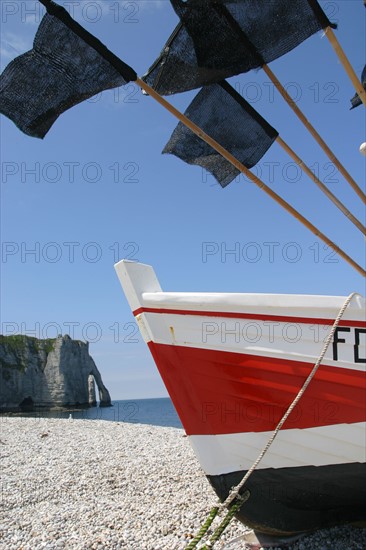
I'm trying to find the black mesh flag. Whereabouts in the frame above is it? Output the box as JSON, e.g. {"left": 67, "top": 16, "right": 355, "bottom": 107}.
{"left": 0, "top": 1, "right": 136, "bottom": 138}
{"left": 163, "top": 81, "right": 278, "bottom": 187}
{"left": 144, "top": 0, "right": 335, "bottom": 95}
{"left": 350, "top": 65, "right": 366, "bottom": 109}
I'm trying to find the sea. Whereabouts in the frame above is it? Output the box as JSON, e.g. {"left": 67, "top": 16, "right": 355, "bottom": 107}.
{"left": 7, "top": 398, "right": 183, "bottom": 429}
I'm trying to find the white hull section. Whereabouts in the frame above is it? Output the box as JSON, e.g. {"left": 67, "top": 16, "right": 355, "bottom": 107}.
{"left": 140, "top": 311, "right": 364, "bottom": 371}
{"left": 189, "top": 422, "right": 366, "bottom": 476}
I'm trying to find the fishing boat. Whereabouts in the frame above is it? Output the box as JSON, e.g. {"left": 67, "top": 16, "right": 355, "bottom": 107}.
{"left": 115, "top": 259, "right": 366, "bottom": 537}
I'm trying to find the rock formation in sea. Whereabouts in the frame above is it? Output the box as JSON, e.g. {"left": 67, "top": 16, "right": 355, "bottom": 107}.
{"left": 0, "top": 334, "right": 111, "bottom": 411}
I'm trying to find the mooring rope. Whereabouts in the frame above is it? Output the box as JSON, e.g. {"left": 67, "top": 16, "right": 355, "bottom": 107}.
{"left": 185, "top": 292, "right": 359, "bottom": 550}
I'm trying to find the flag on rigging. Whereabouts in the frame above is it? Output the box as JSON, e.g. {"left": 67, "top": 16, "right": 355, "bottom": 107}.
{"left": 350, "top": 65, "right": 366, "bottom": 109}
{"left": 144, "top": 0, "right": 335, "bottom": 95}
{"left": 163, "top": 81, "right": 278, "bottom": 187}
{"left": 0, "top": 0, "right": 136, "bottom": 138}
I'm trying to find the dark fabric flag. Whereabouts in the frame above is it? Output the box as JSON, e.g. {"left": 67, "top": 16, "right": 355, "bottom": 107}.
{"left": 0, "top": 1, "right": 136, "bottom": 138}
{"left": 163, "top": 81, "right": 278, "bottom": 187}
{"left": 350, "top": 65, "right": 366, "bottom": 109}
{"left": 144, "top": 0, "right": 335, "bottom": 95}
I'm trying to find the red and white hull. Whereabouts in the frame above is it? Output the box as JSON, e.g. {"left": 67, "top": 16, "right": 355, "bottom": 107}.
{"left": 115, "top": 260, "right": 366, "bottom": 535}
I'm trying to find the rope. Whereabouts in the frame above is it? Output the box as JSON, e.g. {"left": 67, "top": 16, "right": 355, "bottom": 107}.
{"left": 185, "top": 507, "right": 219, "bottom": 550}
{"left": 185, "top": 292, "right": 358, "bottom": 549}
{"left": 201, "top": 491, "right": 250, "bottom": 549}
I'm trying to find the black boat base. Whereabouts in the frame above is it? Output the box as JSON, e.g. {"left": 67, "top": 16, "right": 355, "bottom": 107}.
{"left": 208, "top": 462, "right": 366, "bottom": 535}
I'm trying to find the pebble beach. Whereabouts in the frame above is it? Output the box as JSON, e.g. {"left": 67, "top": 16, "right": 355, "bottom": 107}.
{"left": 1, "top": 417, "right": 365, "bottom": 550}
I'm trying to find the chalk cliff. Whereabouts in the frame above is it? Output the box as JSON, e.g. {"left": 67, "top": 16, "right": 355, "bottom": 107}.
{"left": 0, "top": 334, "right": 111, "bottom": 411}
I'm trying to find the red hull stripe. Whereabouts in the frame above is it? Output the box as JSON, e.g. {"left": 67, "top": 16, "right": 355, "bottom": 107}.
{"left": 147, "top": 342, "right": 366, "bottom": 436}
{"left": 134, "top": 307, "right": 366, "bottom": 328}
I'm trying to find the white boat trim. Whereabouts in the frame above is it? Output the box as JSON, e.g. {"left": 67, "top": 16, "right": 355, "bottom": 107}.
{"left": 189, "top": 421, "right": 366, "bottom": 475}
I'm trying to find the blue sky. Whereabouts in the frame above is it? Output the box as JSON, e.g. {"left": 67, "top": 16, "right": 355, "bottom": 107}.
{"left": 1, "top": 0, "right": 365, "bottom": 399}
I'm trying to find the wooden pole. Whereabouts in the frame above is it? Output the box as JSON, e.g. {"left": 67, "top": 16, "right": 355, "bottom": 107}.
{"left": 136, "top": 78, "right": 366, "bottom": 278}
{"left": 325, "top": 27, "right": 366, "bottom": 107}
{"left": 276, "top": 136, "right": 366, "bottom": 235}
{"left": 262, "top": 64, "right": 366, "bottom": 205}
